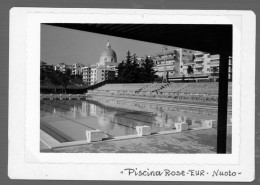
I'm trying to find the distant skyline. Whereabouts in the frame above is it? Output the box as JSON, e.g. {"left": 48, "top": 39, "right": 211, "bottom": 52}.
{"left": 41, "top": 24, "right": 191, "bottom": 66}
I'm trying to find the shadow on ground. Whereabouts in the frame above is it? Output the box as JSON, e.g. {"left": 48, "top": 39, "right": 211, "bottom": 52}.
{"left": 41, "top": 127, "right": 232, "bottom": 153}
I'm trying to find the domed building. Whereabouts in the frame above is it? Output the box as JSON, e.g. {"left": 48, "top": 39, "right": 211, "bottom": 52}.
{"left": 97, "top": 41, "right": 117, "bottom": 67}
{"left": 82, "top": 41, "right": 117, "bottom": 85}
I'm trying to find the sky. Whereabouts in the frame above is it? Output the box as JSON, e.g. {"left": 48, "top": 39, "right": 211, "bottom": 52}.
{"left": 40, "top": 24, "right": 179, "bottom": 66}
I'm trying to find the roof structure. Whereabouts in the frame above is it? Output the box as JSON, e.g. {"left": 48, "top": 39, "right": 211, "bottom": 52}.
{"left": 45, "top": 23, "right": 232, "bottom": 56}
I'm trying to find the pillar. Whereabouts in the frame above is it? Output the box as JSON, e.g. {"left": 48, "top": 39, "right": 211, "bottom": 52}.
{"left": 217, "top": 52, "right": 229, "bottom": 153}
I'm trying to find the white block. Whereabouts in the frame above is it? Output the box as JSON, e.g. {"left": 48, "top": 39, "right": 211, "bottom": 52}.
{"left": 69, "top": 94, "right": 71, "bottom": 100}
{"left": 60, "top": 94, "right": 63, "bottom": 100}
{"left": 86, "top": 130, "right": 103, "bottom": 142}
{"left": 136, "top": 125, "right": 151, "bottom": 136}
{"left": 50, "top": 94, "right": 53, "bottom": 100}
{"left": 175, "top": 122, "right": 189, "bottom": 132}
{"left": 204, "top": 120, "right": 217, "bottom": 128}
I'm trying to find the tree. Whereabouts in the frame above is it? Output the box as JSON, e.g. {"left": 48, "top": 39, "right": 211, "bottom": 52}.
{"left": 123, "top": 51, "right": 135, "bottom": 83}
{"left": 40, "top": 68, "right": 46, "bottom": 84}
{"left": 139, "top": 56, "right": 157, "bottom": 82}
{"left": 64, "top": 68, "right": 72, "bottom": 76}
{"left": 48, "top": 71, "right": 61, "bottom": 93}
{"left": 128, "top": 54, "right": 140, "bottom": 83}
{"left": 212, "top": 67, "right": 218, "bottom": 82}
{"left": 116, "top": 51, "right": 133, "bottom": 83}
{"left": 117, "top": 51, "right": 138, "bottom": 83}
{"left": 71, "top": 74, "right": 83, "bottom": 85}
{"left": 187, "top": 65, "right": 194, "bottom": 82}
{"left": 58, "top": 72, "right": 70, "bottom": 93}
{"left": 117, "top": 61, "right": 125, "bottom": 83}
{"left": 187, "top": 65, "right": 194, "bottom": 75}
{"left": 117, "top": 52, "right": 158, "bottom": 83}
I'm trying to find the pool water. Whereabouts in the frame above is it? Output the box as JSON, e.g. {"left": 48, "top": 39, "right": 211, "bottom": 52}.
{"left": 40, "top": 97, "right": 232, "bottom": 143}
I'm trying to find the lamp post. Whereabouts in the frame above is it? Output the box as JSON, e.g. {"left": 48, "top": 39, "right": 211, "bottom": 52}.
{"left": 162, "top": 45, "right": 168, "bottom": 83}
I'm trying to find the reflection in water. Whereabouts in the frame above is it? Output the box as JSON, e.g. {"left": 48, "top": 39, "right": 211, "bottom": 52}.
{"left": 82, "top": 102, "right": 116, "bottom": 134}
{"left": 97, "top": 116, "right": 115, "bottom": 133}
{"left": 73, "top": 106, "right": 76, "bottom": 118}
{"left": 81, "top": 102, "right": 87, "bottom": 115}
{"left": 40, "top": 97, "right": 232, "bottom": 142}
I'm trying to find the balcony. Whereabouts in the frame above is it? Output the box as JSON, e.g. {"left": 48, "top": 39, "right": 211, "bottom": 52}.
{"left": 195, "top": 64, "right": 204, "bottom": 68}
{"left": 194, "top": 52, "right": 204, "bottom": 56}
{"left": 209, "top": 61, "right": 219, "bottom": 66}
{"left": 194, "top": 57, "right": 204, "bottom": 62}
{"left": 156, "top": 56, "right": 175, "bottom": 62}
{"left": 183, "top": 62, "right": 195, "bottom": 66}
{"left": 210, "top": 55, "right": 219, "bottom": 60}
{"left": 156, "top": 63, "right": 175, "bottom": 68}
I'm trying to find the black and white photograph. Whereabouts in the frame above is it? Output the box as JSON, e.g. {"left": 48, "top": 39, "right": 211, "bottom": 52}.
{"left": 40, "top": 23, "right": 233, "bottom": 153}
{"left": 8, "top": 8, "right": 255, "bottom": 181}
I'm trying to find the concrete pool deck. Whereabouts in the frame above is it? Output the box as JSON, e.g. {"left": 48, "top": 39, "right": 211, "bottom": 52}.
{"left": 41, "top": 126, "right": 232, "bottom": 153}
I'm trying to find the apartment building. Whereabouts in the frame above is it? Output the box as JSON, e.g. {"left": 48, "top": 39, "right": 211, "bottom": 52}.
{"left": 54, "top": 63, "right": 72, "bottom": 73}
{"left": 71, "top": 63, "right": 85, "bottom": 75}
{"left": 82, "top": 41, "right": 117, "bottom": 85}
{"left": 153, "top": 49, "right": 232, "bottom": 82}
{"left": 152, "top": 48, "right": 195, "bottom": 79}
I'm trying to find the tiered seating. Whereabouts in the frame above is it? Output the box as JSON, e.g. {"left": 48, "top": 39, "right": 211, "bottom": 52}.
{"left": 94, "top": 83, "right": 151, "bottom": 92}
{"left": 141, "top": 83, "right": 168, "bottom": 92}
{"left": 175, "top": 82, "right": 232, "bottom": 95}
{"left": 159, "top": 83, "right": 188, "bottom": 93}
{"left": 179, "top": 82, "right": 219, "bottom": 95}
{"left": 94, "top": 82, "right": 232, "bottom": 95}
{"left": 89, "top": 82, "right": 232, "bottom": 105}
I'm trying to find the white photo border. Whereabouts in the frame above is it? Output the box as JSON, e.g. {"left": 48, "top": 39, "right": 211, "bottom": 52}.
{"left": 9, "top": 8, "right": 255, "bottom": 181}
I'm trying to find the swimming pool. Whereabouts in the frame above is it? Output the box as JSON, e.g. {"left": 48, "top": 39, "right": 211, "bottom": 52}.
{"left": 40, "top": 95, "right": 232, "bottom": 146}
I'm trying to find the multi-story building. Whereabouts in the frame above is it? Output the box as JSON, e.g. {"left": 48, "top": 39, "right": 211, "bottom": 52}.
{"left": 153, "top": 48, "right": 232, "bottom": 82}
{"left": 185, "top": 52, "right": 232, "bottom": 81}
{"left": 152, "top": 48, "right": 195, "bottom": 80}
{"left": 71, "top": 63, "right": 85, "bottom": 75}
{"left": 82, "top": 66, "right": 92, "bottom": 85}
{"left": 208, "top": 54, "right": 232, "bottom": 80}
{"left": 89, "top": 66, "right": 116, "bottom": 85}
{"left": 181, "top": 51, "right": 211, "bottom": 81}
{"left": 54, "top": 63, "right": 72, "bottom": 74}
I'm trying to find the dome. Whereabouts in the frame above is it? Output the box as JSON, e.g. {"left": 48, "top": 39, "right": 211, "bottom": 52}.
{"left": 99, "top": 41, "right": 117, "bottom": 65}
{"left": 100, "top": 48, "right": 117, "bottom": 58}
